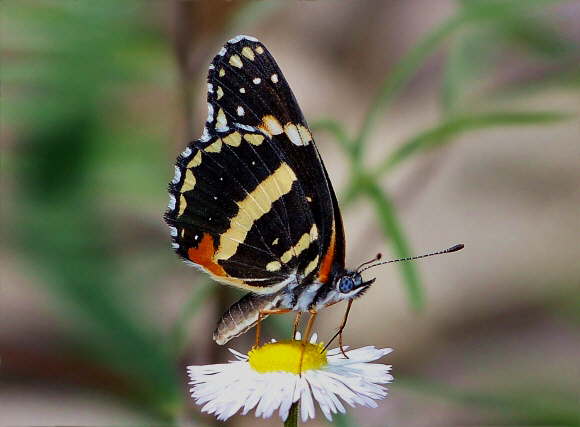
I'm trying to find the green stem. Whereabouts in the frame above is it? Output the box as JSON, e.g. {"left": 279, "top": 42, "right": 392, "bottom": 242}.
{"left": 353, "top": 1, "right": 536, "bottom": 153}
{"left": 373, "top": 112, "right": 571, "bottom": 178}
{"left": 284, "top": 401, "right": 299, "bottom": 427}
{"left": 363, "top": 178, "right": 423, "bottom": 310}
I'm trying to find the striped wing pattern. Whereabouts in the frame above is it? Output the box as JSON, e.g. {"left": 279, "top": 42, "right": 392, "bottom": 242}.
{"left": 165, "top": 36, "right": 344, "bottom": 293}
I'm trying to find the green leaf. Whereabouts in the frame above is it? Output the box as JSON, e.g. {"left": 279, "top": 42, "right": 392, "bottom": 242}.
{"left": 376, "top": 111, "right": 571, "bottom": 175}
{"left": 441, "top": 11, "right": 577, "bottom": 115}
{"left": 362, "top": 180, "right": 423, "bottom": 311}
{"left": 354, "top": 1, "right": 555, "bottom": 150}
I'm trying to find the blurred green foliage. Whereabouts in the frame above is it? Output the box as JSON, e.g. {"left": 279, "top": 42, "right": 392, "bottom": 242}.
{"left": 2, "top": 1, "right": 577, "bottom": 424}
{"left": 3, "top": 1, "right": 181, "bottom": 420}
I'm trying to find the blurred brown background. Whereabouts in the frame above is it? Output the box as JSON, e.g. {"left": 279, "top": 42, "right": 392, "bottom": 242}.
{"left": 2, "top": 2, "right": 578, "bottom": 426}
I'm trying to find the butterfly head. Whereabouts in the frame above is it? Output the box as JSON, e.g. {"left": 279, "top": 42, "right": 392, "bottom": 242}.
{"left": 333, "top": 270, "right": 376, "bottom": 300}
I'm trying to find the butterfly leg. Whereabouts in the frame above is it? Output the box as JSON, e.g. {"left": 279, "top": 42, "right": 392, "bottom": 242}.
{"left": 254, "top": 308, "right": 292, "bottom": 348}
{"left": 303, "top": 309, "right": 317, "bottom": 343}
{"left": 298, "top": 309, "right": 317, "bottom": 373}
{"left": 292, "top": 313, "right": 302, "bottom": 339}
{"left": 324, "top": 300, "right": 353, "bottom": 358}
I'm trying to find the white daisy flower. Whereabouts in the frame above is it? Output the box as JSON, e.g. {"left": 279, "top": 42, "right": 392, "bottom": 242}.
{"left": 188, "top": 334, "right": 393, "bottom": 423}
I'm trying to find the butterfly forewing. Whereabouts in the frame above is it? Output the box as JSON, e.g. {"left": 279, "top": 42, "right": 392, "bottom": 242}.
{"left": 165, "top": 35, "right": 344, "bottom": 294}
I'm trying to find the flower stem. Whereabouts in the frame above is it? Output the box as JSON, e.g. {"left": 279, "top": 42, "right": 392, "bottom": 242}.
{"left": 284, "top": 401, "right": 299, "bottom": 427}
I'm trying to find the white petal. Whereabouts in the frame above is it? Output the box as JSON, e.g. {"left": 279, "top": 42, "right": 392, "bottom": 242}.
{"left": 299, "top": 376, "right": 316, "bottom": 422}
{"left": 307, "top": 373, "right": 336, "bottom": 420}
{"left": 277, "top": 373, "right": 298, "bottom": 420}
{"left": 228, "top": 348, "right": 248, "bottom": 360}
{"left": 187, "top": 344, "right": 392, "bottom": 422}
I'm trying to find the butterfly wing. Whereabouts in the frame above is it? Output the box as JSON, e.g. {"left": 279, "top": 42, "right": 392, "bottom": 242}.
{"left": 165, "top": 35, "right": 345, "bottom": 295}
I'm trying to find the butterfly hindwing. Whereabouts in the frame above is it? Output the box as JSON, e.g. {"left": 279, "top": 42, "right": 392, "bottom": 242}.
{"left": 165, "top": 35, "right": 345, "bottom": 293}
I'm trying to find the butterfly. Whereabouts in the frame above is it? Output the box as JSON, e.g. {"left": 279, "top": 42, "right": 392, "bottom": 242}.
{"left": 164, "top": 35, "right": 463, "bottom": 348}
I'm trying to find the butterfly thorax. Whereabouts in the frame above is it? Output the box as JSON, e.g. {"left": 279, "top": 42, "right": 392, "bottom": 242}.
{"left": 213, "top": 268, "right": 375, "bottom": 345}
{"left": 280, "top": 268, "right": 374, "bottom": 312}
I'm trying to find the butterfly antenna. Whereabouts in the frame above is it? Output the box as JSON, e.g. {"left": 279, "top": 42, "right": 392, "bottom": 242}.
{"left": 358, "top": 244, "right": 464, "bottom": 274}
{"left": 356, "top": 253, "right": 382, "bottom": 271}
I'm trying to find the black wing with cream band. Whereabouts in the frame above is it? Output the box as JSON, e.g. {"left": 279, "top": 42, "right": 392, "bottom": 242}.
{"left": 165, "top": 36, "right": 356, "bottom": 344}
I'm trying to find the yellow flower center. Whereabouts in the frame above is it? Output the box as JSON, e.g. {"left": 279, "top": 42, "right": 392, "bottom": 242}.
{"left": 248, "top": 339, "right": 328, "bottom": 374}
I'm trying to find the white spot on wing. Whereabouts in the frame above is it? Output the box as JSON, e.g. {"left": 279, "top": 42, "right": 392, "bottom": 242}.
{"left": 237, "top": 123, "right": 257, "bottom": 132}
{"left": 237, "top": 106, "right": 245, "bottom": 116}
{"left": 181, "top": 146, "right": 192, "bottom": 158}
{"left": 172, "top": 166, "right": 181, "bottom": 184}
{"left": 168, "top": 194, "right": 176, "bottom": 210}
{"left": 239, "top": 87, "right": 246, "bottom": 93}
{"left": 259, "top": 115, "right": 283, "bottom": 136}
{"left": 207, "top": 102, "right": 214, "bottom": 123}
{"left": 253, "top": 77, "right": 261, "bottom": 84}
{"left": 229, "top": 35, "right": 259, "bottom": 44}
{"left": 271, "top": 73, "right": 279, "bottom": 83}
{"left": 284, "top": 123, "right": 303, "bottom": 146}
{"left": 200, "top": 127, "right": 211, "bottom": 143}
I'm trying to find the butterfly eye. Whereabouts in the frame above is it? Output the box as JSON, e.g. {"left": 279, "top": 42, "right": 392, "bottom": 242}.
{"left": 338, "top": 276, "right": 355, "bottom": 293}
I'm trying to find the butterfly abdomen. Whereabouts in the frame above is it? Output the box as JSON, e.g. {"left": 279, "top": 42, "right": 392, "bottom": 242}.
{"left": 213, "top": 292, "right": 282, "bottom": 345}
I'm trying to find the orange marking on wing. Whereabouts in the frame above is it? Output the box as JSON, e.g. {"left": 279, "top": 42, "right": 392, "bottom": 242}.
{"left": 188, "top": 234, "right": 227, "bottom": 277}
{"left": 317, "top": 225, "right": 336, "bottom": 284}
